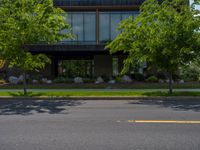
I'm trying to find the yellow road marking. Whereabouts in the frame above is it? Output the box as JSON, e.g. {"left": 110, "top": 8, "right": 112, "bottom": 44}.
{"left": 128, "top": 120, "right": 200, "bottom": 124}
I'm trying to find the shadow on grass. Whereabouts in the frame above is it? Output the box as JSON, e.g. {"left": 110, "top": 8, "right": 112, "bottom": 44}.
{"left": 8, "top": 92, "right": 45, "bottom": 97}
{"left": 128, "top": 99, "right": 200, "bottom": 112}
{"left": 0, "top": 100, "right": 83, "bottom": 115}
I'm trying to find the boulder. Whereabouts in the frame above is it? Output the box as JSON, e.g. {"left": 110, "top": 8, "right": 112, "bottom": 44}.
{"left": 32, "top": 79, "right": 39, "bottom": 84}
{"left": 18, "top": 75, "right": 24, "bottom": 83}
{"left": 8, "top": 76, "right": 18, "bottom": 84}
{"left": 46, "top": 80, "right": 52, "bottom": 84}
{"left": 121, "top": 75, "right": 132, "bottom": 83}
{"left": 74, "top": 77, "right": 83, "bottom": 84}
{"left": 179, "top": 80, "right": 185, "bottom": 84}
{"left": 108, "top": 80, "right": 116, "bottom": 84}
{"left": 41, "top": 78, "right": 48, "bottom": 84}
{"left": 95, "top": 77, "right": 104, "bottom": 84}
{"left": 158, "top": 79, "right": 164, "bottom": 83}
{"left": 165, "top": 79, "right": 174, "bottom": 83}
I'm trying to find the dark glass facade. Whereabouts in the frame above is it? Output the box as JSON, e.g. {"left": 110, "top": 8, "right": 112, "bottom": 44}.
{"left": 99, "top": 11, "right": 139, "bottom": 43}
{"left": 54, "top": 0, "right": 146, "bottom": 6}
{"left": 28, "top": 0, "right": 145, "bottom": 78}
{"left": 61, "top": 12, "right": 96, "bottom": 44}
{"left": 61, "top": 11, "right": 139, "bottom": 44}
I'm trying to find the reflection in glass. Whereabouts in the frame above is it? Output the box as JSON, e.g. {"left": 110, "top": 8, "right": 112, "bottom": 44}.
{"left": 110, "top": 13, "right": 121, "bottom": 40}
{"left": 99, "top": 13, "right": 110, "bottom": 42}
{"left": 73, "top": 14, "right": 84, "bottom": 41}
{"left": 84, "top": 13, "right": 96, "bottom": 41}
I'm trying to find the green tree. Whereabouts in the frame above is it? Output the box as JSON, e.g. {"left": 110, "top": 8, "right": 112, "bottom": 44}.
{"left": 0, "top": 0, "right": 72, "bottom": 95}
{"left": 106, "top": 0, "right": 200, "bottom": 94}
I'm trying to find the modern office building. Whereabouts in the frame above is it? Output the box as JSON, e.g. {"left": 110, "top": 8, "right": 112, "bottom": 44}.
{"left": 29, "top": 0, "right": 148, "bottom": 79}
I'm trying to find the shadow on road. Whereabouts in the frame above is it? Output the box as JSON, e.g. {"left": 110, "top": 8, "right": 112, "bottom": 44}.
{"left": 128, "top": 100, "right": 200, "bottom": 112}
{"left": 0, "top": 100, "right": 83, "bottom": 115}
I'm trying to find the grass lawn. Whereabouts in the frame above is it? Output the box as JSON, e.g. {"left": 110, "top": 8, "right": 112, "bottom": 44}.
{"left": 0, "top": 90, "right": 200, "bottom": 97}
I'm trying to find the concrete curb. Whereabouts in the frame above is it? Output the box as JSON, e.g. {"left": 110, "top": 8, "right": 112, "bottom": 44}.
{"left": 0, "top": 96, "right": 200, "bottom": 101}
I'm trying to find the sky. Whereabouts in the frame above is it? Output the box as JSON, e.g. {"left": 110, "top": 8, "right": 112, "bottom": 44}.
{"left": 190, "top": 0, "right": 200, "bottom": 10}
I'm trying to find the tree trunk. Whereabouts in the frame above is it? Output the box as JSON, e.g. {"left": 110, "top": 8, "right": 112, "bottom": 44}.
{"left": 23, "top": 71, "right": 27, "bottom": 95}
{"left": 168, "top": 73, "right": 173, "bottom": 94}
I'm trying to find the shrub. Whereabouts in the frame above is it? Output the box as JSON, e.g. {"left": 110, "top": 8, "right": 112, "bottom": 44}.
{"left": 53, "top": 76, "right": 73, "bottom": 83}
{"left": 83, "top": 78, "right": 95, "bottom": 83}
{"left": 157, "top": 72, "right": 167, "bottom": 79}
{"left": 180, "top": 65, "right": 200, "bottom": 81}
{"left": 116, "top": 76, "right": 122, "bottom": 83}
{"left": 134, "top": 73, "right": 144, "bottom": 81}
{"left": 0, "top": 79, "right": 6, "bottom": 84}
{"left": 146, "top": 76, "right": 158, "bottom": 82}
{"left": 101, "top": 75, "right": 110, "bottom": 82}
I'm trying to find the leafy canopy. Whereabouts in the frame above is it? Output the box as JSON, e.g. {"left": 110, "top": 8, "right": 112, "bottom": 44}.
{"left": 106, "top": 0, "right": 200, "bottom": 74}
{"left": 0, "top": 0, "right": 72, "bottom": 71}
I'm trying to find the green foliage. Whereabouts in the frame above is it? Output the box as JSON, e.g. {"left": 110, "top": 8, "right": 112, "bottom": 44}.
{"left": 133, "top": 73, "right": 145, "bottom": 81}
{"left": 146, "top": 76, "right": 158, "bottom": 83}
{"left": 180, "top": 63, "right": 200, "bottom": 81}
{"left": 106, "top": 0, "right": 200, "bottom": 93}
{"left": 83, "top": 78, "right": 95, "bottom": 83}
{"left": 116, "top": 76, "right": 122, "bottom": 83}
{"left": 53, "top": 76, "right": 73, "bottom": 83}
{"left": 0, "top": 0, "right": 72, "bottom": 72}
{"left": 106, "top": 0, "right": 200, "bottom": 74}
{"left": 61, "top": 60, "right": 92, "bottom": 78}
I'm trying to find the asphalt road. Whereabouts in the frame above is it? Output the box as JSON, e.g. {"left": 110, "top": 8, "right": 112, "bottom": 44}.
{"left": 0, "top": 99, "right": 200, "bottom": 150}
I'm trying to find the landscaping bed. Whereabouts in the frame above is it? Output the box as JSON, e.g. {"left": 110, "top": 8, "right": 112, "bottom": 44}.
{"left": 0, "top": 82, "right": 200, "bottom": 89}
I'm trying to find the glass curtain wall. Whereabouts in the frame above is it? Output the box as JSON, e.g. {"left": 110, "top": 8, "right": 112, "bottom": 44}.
{"left": 99, "top": 11, "right": 139, "bottom": 43}
{"left": 61, "top": 11, "right": 139, "bottom": 44}
{"left": 62, "top": 12, "right": 96, "bottom": 44}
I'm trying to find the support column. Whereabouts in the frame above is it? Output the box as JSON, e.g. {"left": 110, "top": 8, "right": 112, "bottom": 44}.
{"left": 94, "top": 55, "right": 112, "bottom": 77}
{"left": 118, "top": 55, "right": 127, "bottom": 73}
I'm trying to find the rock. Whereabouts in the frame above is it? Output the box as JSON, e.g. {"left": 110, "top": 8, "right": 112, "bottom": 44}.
{"left": 41, "top": 78, "right": 48, "bottom": 84}
{"left": 32, "top": 79, "right": 39, "bottom": 84}
{"left": 8, "top": 76, "right": 18, "bottom": 84}
{"left": 95, "top": 77, "right": 104, "bottom": 84}
{"left": 165, "top": 79, "right": 174, "bottom": 83}
{"left": 46, "top": 80, "right": 52, "bottom": 84}
{"left": 179, "top": 80, "right": 184, "bottom": 84}
{"left": 158, "top": 79, "right": 164, "bottom": 83}
{"left": 74, "top": 77, "right": 83, "bottom": 84}
{"left": 18, "top": 75, "right": 24, "bottom": 83}
{"left": 121, "top": 75, "right": 132, "bottom": 83}
{"left": 108, "top": 80, "right": 116, "bottom": 84}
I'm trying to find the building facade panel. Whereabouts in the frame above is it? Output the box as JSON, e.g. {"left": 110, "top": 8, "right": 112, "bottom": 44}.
{"left": 53, "top": 0, "right": 146, "bottom": 6}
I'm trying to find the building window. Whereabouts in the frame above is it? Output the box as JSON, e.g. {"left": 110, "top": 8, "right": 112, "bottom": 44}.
{"left": 61, "top": 12, "right": 96, "bottom": 44}
{"left": 99, "top": 13, "right": 110, "bottom": 43}
{"left": 73, "top": 13, "right": 84, "bottom": 42}
{"left": 110, "top": 13, "right": 121, "bottom": 40}
{"left": 60, "top": 11, "right": 139, "bottom": 44}
{"left": 84, "top": 13, "right": 96, "bottom": 42}
{"left": 99, "top": 11, "right": 139, "bottom": 43}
